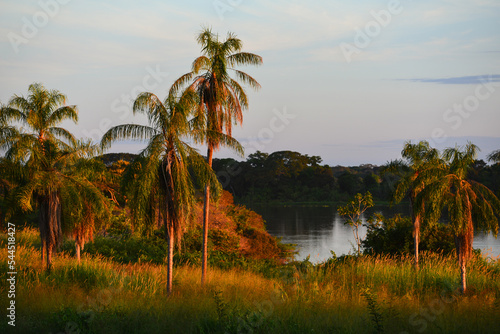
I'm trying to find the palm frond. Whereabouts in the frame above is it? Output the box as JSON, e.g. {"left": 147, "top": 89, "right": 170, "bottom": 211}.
{"left": 47, "top": 105, "right": 78, "bottom": 126}
{"left": 228, "top": 52, "right": 263, "bottom": 67}
{"left": 100, "top": 124, "right": 157, "bottom": 149}
{"left": 487, "top": 149, "right": 500, "bottom": 163}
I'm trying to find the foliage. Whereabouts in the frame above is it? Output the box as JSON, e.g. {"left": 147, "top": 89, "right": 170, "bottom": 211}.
{"left": 3, "top": 228, "right": 500, "bottom": 334}
{"left": 0, "top": 83, "right": 112, "bottom": 270}
{"left": 338, "top": 191, "right": 374, "bottom": 254}
{"left": 58, "top": 191, "right": 289, "bottom": 272}
{"left": 360, "top": 287, "right": 384, "bottom": 334}
{"left": 210, "top": 149, "right": 500, "bottom": 205}
{"left": 363, "top": 213, "right": 455, "bottom": 255}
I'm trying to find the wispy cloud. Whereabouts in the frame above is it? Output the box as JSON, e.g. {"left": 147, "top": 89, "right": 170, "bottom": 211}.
{"left": 403, "top": 74, "right": 500, "bottom": 85}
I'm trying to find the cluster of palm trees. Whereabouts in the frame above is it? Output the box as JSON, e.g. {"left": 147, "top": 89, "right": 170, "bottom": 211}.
{"left": 1, "top": 28, "right": 498, "bottom": 296}
{"left": 0, "top": 28, "right": 262, "bottom": 294}
{"left": 0, "top": 83, "right": 114, "bottom": 269}
{"left": 385, "top": 141, "right": 500, "bottom": 293}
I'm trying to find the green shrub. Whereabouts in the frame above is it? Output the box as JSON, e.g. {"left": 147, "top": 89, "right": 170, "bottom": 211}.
{"left": 363, "top": 214, "right": 455, "bottom": 255}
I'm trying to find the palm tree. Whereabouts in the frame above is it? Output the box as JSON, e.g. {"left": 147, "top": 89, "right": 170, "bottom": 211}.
{"left": 382, "top": 141, "right": 441, "bottom": 268}
{"left": 63, "top": 146, "right": 115, "bottom": 263}
{"left": 171, "top": 28, "right": 262, "bottom": 284}
{"left": 101, "top": 90, "right": 220, "bottom": 294}
{"left": 1, "top": 83, "right": 80, "bottom": 271}
{"left": 16, "top": 138, "right": 111, "bottom": 270}
{"left": 426, "top": 143, "right": 500, "bottom": 293}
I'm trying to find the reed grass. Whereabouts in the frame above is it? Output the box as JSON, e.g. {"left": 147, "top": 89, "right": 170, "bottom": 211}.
{"left": 1, "top": 228, "right": 499, "bottom": 333}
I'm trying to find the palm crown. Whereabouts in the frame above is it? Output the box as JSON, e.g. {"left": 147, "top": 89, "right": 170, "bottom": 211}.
{"left": 171, "top": 28, "right": 262, "bottom": 151}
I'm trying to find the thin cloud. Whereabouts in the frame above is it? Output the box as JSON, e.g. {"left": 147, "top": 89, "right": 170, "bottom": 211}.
{"left": 404, "top": 74, "right": 500, "bottom": 85}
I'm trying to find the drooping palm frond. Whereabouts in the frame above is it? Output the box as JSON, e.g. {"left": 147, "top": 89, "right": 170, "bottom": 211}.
{"left": 487, "top": 149, "right": 500, "bottom": 163}
{"left": 100, "top": 124, "right": 158, "bottom": 150}
{"left": 227, "top": 52, "right": 263, "bottom": 67}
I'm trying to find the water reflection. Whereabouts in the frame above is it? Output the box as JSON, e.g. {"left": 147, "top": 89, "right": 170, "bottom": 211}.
{"left": 249, "top": 205, "right": 500, "bottom": 263}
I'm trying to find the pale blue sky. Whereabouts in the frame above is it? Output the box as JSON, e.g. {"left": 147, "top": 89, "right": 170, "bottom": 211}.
{"left": 1, "top": 0, "right": 499, "bottom": 165}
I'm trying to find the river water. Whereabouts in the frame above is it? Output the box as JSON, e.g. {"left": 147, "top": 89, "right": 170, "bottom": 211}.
{"left": 248, "top": 204, "right": 500, "bottom": 263}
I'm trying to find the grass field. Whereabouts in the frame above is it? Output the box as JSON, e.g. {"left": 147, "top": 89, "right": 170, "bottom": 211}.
{"left": 1, "top": 228, "right": 499, "bottom": 333}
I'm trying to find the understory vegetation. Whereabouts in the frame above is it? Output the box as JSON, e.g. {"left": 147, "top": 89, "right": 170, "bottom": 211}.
{"left": 1, "top": 228, "right": 499, "bottom": 334}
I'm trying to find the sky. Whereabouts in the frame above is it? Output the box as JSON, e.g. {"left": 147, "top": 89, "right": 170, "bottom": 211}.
{"left": 1, "top": 0, "right": 499, "bottom": 166}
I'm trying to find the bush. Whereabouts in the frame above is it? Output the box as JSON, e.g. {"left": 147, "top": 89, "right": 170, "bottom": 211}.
{"left": 363, "top": 214, "right": 455, "bottom": 255}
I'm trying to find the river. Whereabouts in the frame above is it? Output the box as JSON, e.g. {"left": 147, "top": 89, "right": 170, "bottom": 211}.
{"left": 247, "top": 204, "right": 500, "bottom": 263}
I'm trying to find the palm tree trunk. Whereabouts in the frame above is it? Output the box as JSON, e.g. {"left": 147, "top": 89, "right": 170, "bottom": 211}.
{"left": 41, "top": 238, "right": 45, "bottom": 265}
{"left": 414, "top": 214, "right": 420, "bottom": 269}
{"left": 167, "top": 224, "right": 174, "bottom": 295}
{"left": 460, "top": 257, "right": 467, "bottom": 294}
{"left": 76, "top": 243, "right": 81, "bottom": 264}
{"left": 46, "top": 240, "right": 52, "bottom": 273}
{"left": 201, "top": 145, "right": 214, "bottom": 286}
{"left": 39, "top": 192, "right": 61, "bottom": 272}
{"left": 409, "top": 193, "right": 421, "bottom": 269}
{"left": 455, "top": 234, "right": 468, "bottom": 294}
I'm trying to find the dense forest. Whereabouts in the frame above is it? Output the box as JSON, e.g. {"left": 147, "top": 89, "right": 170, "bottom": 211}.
{"left": 209, "top": 150, "right": 500, "bottom": 204}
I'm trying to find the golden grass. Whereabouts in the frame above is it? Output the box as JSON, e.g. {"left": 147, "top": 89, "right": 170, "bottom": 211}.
{"left": 1, "top": 227, "right": 499, "bottom": 333}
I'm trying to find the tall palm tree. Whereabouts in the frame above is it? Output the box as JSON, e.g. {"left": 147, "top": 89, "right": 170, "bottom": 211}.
{"left": 101, "top": 90, "right": 220, "bottom": 294}
{"left": 1, "top": 83, "right": 80, "bottom": 271}
{"left": 424, "top": 143, "right": 499, "bottom": 293}
{"left": 171, "top": 28, "right": 262, "bottom": 284}
{"left": 382, "top": 141, "right": 441, "bottom": 268}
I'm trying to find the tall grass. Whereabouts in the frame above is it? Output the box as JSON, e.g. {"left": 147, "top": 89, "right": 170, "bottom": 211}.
{"left": 1, "top": 228, "right": 499, "bottom": 333}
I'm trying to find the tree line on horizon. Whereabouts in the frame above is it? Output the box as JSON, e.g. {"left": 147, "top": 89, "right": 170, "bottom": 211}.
{"left": 210, "top": 149, "right": 500, "bottom": 204}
